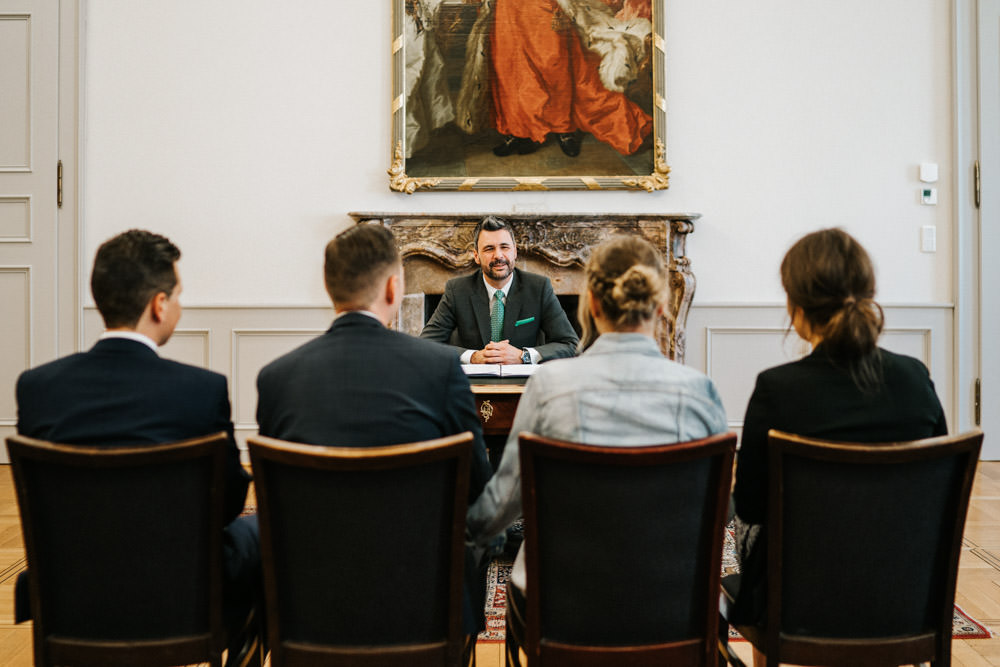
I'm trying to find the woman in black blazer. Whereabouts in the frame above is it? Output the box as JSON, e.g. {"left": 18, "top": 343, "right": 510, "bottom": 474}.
{"left": 730, "top": 228, "right": 947, "bottom": 626}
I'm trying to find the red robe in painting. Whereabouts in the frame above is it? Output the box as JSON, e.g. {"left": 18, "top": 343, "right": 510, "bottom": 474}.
{"left": 489, "top": 0, "right": 652, "bottom": 155}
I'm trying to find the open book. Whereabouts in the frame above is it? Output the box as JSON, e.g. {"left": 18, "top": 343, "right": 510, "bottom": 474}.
{"left": 461, "top": 364, "right": 538, "bottom": 378}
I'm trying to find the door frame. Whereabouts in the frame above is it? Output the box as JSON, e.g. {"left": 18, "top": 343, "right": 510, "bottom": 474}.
{"left": 57, "top": 0, "right": 80, "bottom": 357}
{"left": 953, "top": 0, "right": 981, "bottom": 439}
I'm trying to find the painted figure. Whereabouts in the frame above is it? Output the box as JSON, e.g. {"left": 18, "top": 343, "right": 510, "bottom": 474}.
{"left": 457, "top": 0, "right": 654, "bottom": 158}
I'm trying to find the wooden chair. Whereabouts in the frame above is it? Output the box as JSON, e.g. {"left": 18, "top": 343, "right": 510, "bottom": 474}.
{"left": 247, "top": 431, "right": 474, "bottom": 667}
{"left": 506, "top": 431, "right": 738, "bottom": 666}
{"left": 6, "top": 432, "right": 230, "bottom": 667}
{"left": 718, "top": 429, "right": 984, "bottom": 667}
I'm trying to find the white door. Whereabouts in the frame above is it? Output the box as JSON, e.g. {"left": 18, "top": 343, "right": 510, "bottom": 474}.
{"left": 0, "top": 0, "right": 61, "bottom": 448}
{"left": 980, "top": 0, "right": 1000, "bottom": 458}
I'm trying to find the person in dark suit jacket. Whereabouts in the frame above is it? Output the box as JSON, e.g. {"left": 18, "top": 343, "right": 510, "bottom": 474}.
{"left": 14, "top": 229, "right": 259, "bottom": 666}
{"left": 255, "top": 223, "right": 493, "bottom": 655}
{"left": 420, "top": 216, "right": 579, "bottom": 364}
{"left": 729, "top": 228, "right": 948, "bottom": 632}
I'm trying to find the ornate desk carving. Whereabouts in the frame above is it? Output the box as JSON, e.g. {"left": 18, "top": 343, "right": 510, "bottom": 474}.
{"left": 348, "top": 212, "right": 699, "bottom": 362}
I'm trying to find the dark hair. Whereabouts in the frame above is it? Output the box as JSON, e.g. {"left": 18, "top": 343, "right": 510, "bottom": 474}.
{"left": 781, "top": 228, "right": 884, "bottom": 391}
{"left": 324, "top": 224, "right": 401, "bottom": 308}
{"left": 578, "top": 236, "right": 668, "bottom": 351}
{"left": 91, "top": 229, "right": 180, "bottom": 329}
{"left": 473, "top": 216, "right": 516, "bottom": 249}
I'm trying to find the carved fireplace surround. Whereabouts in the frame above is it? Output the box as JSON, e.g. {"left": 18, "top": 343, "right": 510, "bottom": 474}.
{"left": 348, "top": 213, "right": 699, "bottom": 362}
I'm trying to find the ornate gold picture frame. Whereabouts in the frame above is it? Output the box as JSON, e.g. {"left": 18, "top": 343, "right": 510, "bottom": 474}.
{"left": 390, "top": 0, "right": 668, "bottom": 193}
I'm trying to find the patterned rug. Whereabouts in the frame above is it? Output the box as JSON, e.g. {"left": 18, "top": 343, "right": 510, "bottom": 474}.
{"left": 477, "top": 524, "right": 994, "bottom": 643}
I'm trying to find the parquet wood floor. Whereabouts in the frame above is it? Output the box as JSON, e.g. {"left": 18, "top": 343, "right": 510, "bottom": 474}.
{"left": 0, "top": 464, "right": 997, "bottom": 666}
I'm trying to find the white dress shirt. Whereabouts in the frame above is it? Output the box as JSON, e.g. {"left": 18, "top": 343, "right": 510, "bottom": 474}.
{"left": 99, "top": 330, "right": 160, "bottom": 354}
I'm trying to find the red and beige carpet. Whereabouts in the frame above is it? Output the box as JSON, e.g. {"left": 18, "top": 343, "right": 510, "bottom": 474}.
{"left": 477, "top": 528, "right": 994, "bottom": 643}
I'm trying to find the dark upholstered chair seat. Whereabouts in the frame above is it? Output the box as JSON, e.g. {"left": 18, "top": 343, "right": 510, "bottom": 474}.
{"left": 6, "top": 432, "right": 231, "bottom": 667}
{"left": 248, "top": 431, "right": 474, "bottom": 667}
{"left": 507, "top": 431, "right": 737, "bottom": 666}
{"left": 719, "top": 429, "right": 983, "bottom": 667}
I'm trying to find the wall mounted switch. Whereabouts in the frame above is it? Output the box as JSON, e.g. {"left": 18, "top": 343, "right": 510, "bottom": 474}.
{"left": 921, "top": 225, "right": 936, "bottom": 253}
{"left": 920, "top": 162, "right": 939, "bottom": 183}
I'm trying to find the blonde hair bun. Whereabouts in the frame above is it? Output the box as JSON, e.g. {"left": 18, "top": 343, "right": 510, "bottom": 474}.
{"left": 577, "top": 235, "right": 668, "bottom": 350}
{"left": 612, "top": 265, "right": 661, "bottom": 313}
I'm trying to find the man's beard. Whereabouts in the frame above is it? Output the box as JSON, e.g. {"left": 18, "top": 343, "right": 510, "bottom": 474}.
{"left": 483, "top": 259, "right": 512, "bottom": 282}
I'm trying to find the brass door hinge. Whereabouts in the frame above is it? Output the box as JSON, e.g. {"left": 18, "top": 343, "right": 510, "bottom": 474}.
{"left": 975, "top": 378, "right": 982, "bottom": 426}
{"left": 57, "top": 160, "right": 63, "bottom": 208}
{"left": 975, "top": 160, "right": 981, "bottom": 209}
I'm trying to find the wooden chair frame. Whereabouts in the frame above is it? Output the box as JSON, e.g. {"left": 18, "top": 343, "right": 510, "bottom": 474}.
{"left": 720, "top": 429, "right": 984, "bottom": 667}
{"left": 513, "top": 431, "right": 737, "bottom": 666}
{"left": 6, "top": 432, "right": 229, "bottom": 667}
{"left": 247, "top": 431, "right": 473, "bottom": 667}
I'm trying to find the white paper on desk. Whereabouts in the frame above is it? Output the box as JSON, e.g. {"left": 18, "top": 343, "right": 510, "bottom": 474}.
{"left": 499, "top": 364, "right": 537, "bottom": 377}
{"left": 462, "top": 364, "right": 502, "bottom": 377}
{"left": 461, "top": 364, "right": 538, "bottom": 377}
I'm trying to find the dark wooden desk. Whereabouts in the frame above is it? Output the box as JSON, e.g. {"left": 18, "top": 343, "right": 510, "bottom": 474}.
{"left": 470, "top": 379, "right": 526, "bottom": 468}
{"left": 470, "top": 379, "right": 526, "bottom": 435}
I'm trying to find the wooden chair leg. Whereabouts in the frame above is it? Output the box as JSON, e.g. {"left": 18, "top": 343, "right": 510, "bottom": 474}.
{"left": 462, "top": 634, "right": 477, "bottom": 667}
{"left": 505, "top": 630, "right": 521, "bottom": 667}
{"left": 717, "top": 614, "right": 747, "bottom": 667}
{"left": 504, "top": 586, "right": 524, "bottom": 667}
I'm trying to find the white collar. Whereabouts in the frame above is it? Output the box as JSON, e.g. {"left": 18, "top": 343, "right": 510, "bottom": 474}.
{"left": 483, "top": 272, "right": 514, "bottom": 301}
{"left": 99, "top": 330, "right": 160, "bottom": 354}
{"left": 334, "top": 309, "right": 383, "bottom": 323}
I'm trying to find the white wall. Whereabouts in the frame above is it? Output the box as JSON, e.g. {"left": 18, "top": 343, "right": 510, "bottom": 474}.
{"left": 78, "top": 0, "right": 958, "bottom": 439}
{"left": 82, "top": 0, "right": 954, "bottom": 308}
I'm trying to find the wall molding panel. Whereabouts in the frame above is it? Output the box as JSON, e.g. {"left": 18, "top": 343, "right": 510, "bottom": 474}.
{"left": 0, "top": 13, "right": 32, "bottom": 172}
{"left": 0, "top": 267, "right": 31, "bottom": 426}
{"left": 163, "top": 328, "right": 211, "bottom": 369}
{"left": 0, "top": 195, "right": 31, "bottom": 241}
{"left": 687, "top": 304, "right": 954, "bottom": 436}
{"left": 230, "top": 329, "right": 327, "bottom": 430}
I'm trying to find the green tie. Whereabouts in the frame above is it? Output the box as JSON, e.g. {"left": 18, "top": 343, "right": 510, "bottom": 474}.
{"left": 491, "top": 291, "right": 505, "bottom": 342}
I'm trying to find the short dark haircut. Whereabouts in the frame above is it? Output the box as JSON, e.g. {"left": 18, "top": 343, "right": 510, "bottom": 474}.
{"left": 91, "top": 229, "right": 181, "bottom": 329}
{"left": 473, "top": 216, "right": 516, "bottom": 249}
{"left": 324, "top": 224, "right": 401, "bottom": 308}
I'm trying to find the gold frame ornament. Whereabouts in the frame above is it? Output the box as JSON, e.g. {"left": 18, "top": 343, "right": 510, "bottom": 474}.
{"left": 390, "top": 0, "right": 669, "bottom": 193}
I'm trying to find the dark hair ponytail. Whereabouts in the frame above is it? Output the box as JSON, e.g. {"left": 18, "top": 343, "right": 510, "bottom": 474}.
{"left": 781, "top": 228, "right": 884, "bottom": 391}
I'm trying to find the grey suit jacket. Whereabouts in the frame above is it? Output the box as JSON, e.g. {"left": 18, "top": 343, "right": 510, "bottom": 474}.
{"left": 419, "top": 268, "right": 579, "bottom": 361}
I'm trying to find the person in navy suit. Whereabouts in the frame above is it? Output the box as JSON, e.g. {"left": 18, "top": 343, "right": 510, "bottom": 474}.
{"left": 420, "top": 216, "right": 579, "bottom": 364}
{"left": 15, "top": 229, "right": 260, "bottom": 665}
{"left": 255, "top": 223, "right": 493, "bottom": 659}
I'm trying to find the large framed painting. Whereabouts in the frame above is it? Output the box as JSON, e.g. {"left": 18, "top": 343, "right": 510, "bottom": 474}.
{"left": 390, "top": 0, "right": 668, "bottom": 193}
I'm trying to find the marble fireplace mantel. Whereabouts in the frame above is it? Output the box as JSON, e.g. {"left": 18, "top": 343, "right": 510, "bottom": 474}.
{"left": 348, "top": 212, "right": 699, "bottom": 362}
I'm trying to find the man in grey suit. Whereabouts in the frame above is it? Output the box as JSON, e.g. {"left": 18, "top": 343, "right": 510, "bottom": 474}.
{"left": 420, "top": 216, "right": 579, "bottom": 363}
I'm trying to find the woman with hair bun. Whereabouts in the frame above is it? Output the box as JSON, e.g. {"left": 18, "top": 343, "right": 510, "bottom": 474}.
{"left": 731, "top": 228, "right": 947, "bottom": 624}
{"left": 466, "top": 235, "right": 728, "bottom": 597}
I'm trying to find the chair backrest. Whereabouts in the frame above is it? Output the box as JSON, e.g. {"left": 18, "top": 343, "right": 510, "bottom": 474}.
{"left": 247, "top": 431, "right": 473, "bottom": 667}
{"left": 764, "top": 429, "right": 983, "bottom": 665}
{"left": 518, "top": 431, "right": 737, "bottom": 666}
{"left": 6, "top": 432, "right": 228, "bottom": 667}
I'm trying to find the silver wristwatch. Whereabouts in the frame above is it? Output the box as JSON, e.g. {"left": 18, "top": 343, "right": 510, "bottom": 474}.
{"left": 521, "top": 349, "right": 531, "bottom": 364}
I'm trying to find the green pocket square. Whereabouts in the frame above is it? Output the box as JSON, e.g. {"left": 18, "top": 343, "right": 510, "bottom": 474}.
{"left": 515, "top": 317, "right": 535, "bottom": 327}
